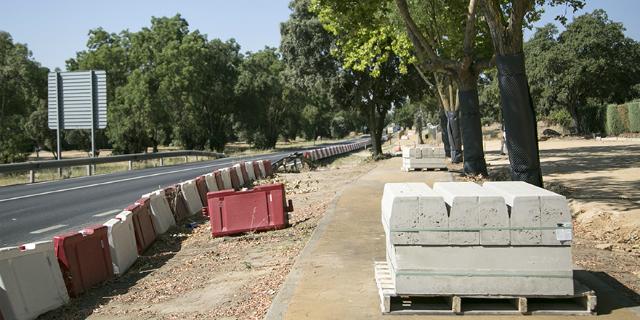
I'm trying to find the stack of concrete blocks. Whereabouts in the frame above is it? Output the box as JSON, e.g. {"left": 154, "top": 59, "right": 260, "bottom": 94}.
{"left": 401, "top": 145, "right": 447, "bottom": 171}
{"left": 381, "top": 181, "right": 573, "bottom": 296}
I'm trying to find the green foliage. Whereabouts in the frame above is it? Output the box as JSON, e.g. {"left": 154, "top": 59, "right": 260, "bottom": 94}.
{"left": 0, "top": 32, "right": 49, "bottom": 163}
{"left": 606, "top": 104, "right": 630, "bottom": 136}
{"left": 525, "top": 10, "right": 640, "bottom": 133}
{"left": 547, "top": 108, "right": 573, "bottom": 129}
{"left": 577, "top": 101, "right": 606, "bottom": 134}
{"left": 627, "top": 101, "right": 640, "bottom": 133}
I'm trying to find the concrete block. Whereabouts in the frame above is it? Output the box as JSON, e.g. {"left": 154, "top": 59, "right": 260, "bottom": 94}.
{"left": 433, "top": 182, "right": 478, "bottom": 245}
{"left": 483, "top": 181, "right": 571, "bottom": 245}
{"left": 245, "top": 162, "right": 256, "bottom": 181}
{"left": 179, "top": 179, "right": 203, "bottom": 215}
{"left": 144, "top": 189, "right": 177, "bottom": 235}
{"left": 218, "top": 168, "right": 233, "bottom": 189}
{"left": 0, "top": 241, "right": 69, "bottom": 320}
{"left": 257, "top": 161, "right": 267, "bottom": 179}
{"left": 232, "top": 164, "right": 245, "bottom": 186}
{"left": 387, "top": 245, "right": 573, "bottom": 296}
{"left": 104, "top": 211, "right": 138, "bottom": 275}
{"left": 381, "top": 183, "right": 448, "bottom": 245}
{"left": 204, "top": 173, "right": 219, "bottom": 192}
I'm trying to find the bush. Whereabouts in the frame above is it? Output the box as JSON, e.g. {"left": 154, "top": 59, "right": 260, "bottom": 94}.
{"left": 606, "top": 104, "right": 630, "bottom": 136}
{"left": 627, "top": 101, "right": 640, "bottom": 133}
{"left": 578, "top": 102, "right": 607, "bottom": 134}
{"left": 547, "top": 108, "right": 573, "bottom": 129}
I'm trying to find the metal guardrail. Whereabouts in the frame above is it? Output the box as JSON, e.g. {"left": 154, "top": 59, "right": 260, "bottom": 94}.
{"left": 0, "top": 150, "right": 225, "bottom": 183}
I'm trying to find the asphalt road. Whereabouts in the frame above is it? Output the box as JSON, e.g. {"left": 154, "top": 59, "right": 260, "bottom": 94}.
{"left": 0, "top": 139, "right": 367, "bottom": 247}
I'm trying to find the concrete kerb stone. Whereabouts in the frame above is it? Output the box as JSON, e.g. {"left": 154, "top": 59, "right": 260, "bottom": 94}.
{"left": 0, "top": 241, "right": 69, "bottom": 320}
{"left": 104, "top": 211, "right": 139, "bottom": 275}
{"left": 432, "top": 182, "right": 510, "bottom": 245}
{"left": 483, "top": 181, "right": 572, "bottom": 246}
{"left": 179, "top": 179, "right": 204, "bottom": 215}
{"left": 381, "top": 183, "right": 448, "bottom": 245}
{"left": 143, "top": 189, "right": 177, "bottom": 235}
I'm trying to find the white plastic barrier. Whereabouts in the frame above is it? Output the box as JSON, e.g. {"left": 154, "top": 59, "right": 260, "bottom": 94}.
{"left": 244, "top": 162, "right": 256, "bottom": 181}
{"left": 0, "top": 241, "right": 69, "bottom": 320}
{"left": 143, "top": 189, "right": 177, "bottom": 234}
{"left": 179, "top": 179, "right": 203, "bottom": 215}
{"left": 204, "top": 173, "right": 219, "bottom": 192}
{"left": 104, "top": 211, "right": 139, "bottom": 275}
{"left": 218, "top": 168, "right": 233, "bottom": 189}
{"left": 256, "top": 161, "right": 267, "bottom": 179}
{"left": 232, "top": 164, "right": 245, "bottom": 186}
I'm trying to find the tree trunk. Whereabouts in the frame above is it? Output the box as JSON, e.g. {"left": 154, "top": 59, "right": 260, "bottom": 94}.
{"left": 496, "top": 53, "right": 543, "bottom": 187}
{"left": 446, "top": 111, "right": 463, "bottom": 163}
{"left": 416, "top": 112, "right": 424, "bottom": 144}
{"left": 440, "top": 110, "right": 451, "bottom": 157}
{"left": 367, "top": 105, "right": 384, "bottom": 156}
{"left": 458, "top": 71, "right": 488, "bottom": 176}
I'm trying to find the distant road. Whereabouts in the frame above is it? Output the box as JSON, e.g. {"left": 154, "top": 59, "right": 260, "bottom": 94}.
{"left": 0, "top": 138, "right": 368, "bottom": 247}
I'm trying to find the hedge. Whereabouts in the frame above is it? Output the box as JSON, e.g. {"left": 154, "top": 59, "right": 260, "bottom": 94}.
{"left": 606, "top": 104, "right": 630, "bottom": 136}
{"left": 627, "top": 101, "right": 640, "bottom": 133}
{"left": 579, "top": 103, "right": 607, "bottom": 134}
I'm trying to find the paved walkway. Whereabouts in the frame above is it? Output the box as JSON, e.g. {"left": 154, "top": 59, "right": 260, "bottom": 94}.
{"left": 266, "top": 157, "right": 640, "bottom": 320}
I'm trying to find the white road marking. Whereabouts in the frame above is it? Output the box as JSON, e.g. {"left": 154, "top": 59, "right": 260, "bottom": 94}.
{"left": 93, "top": 209, "right": 121, "bottom": 217}
{"left": 0, "top": 160, "right": 241, "bottom": 204}
{"left": 30, "top": 224, "right": 67, "bottom": 234}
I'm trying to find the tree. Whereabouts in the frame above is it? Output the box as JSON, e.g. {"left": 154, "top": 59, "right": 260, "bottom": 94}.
{"left": 280, "top": 0, "right": 347, "bottom": 140}
{"left": 526, "top": 11, "right": 640, "bottom": 132}
{"left": 312, "top": 0, "right": 491, "bottom": 175}
{"left": 479, "top": 0, "right": 585, "bottom": 186}
{"left": 0, "top": 32, "right": 48, "bottom": 163}
{"left": 234, "top": 48, "right": 288, "bottom": 149}
{"left": 24, "top": 103, "right": 57, "bottom": 158}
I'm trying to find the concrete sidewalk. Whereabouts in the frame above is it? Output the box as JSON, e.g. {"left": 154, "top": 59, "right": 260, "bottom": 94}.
{"left": 266, "top": 157, "right": 640, "bottom": 320}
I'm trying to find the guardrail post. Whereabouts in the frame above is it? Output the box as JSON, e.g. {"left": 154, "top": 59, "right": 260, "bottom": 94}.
{"left": 128, "top": 160, "right": 133, "bottom": 171}
{"left": 184, "top": 156, "right": 189, "bottom": 163}
{"left": 29, "top": 170, "right": 35, "bottom": 183}
{"left": 86, "top": 165, "right": 92, "bottom": 176}
{"left": 160, "top": 157, "right": 164, "bottom": 167}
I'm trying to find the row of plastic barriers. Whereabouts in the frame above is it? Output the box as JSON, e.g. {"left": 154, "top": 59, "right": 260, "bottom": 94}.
{"left": 303, "top": 141, "right": 368, "bottom": 162}
{"left": 0, "top": 160, "right": 273, "bottom": 320}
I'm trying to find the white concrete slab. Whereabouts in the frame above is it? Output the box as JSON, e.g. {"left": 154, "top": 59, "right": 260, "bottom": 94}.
{"left": 0, "top": 241, "right": 69, "bottom": 320}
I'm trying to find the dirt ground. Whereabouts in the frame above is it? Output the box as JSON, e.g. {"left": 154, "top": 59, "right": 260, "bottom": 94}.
{"left": 40, "top": 150, "right": 377, "bottom": 320}
{"left": 480, "top": 137, "right": 640, "bottom": 301}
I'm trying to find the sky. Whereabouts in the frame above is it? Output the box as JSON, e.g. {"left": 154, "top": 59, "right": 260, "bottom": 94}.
{"left": 1, "top": 0, "right": 639, "bottom": 71}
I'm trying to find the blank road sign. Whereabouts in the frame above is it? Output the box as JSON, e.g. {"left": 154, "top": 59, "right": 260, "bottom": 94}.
{"left": 48, "top": 71, "right": 107, "bottom": 129}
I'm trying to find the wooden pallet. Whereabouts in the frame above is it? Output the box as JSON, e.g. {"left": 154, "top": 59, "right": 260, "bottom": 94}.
{"left": 374, "top": 261, "right": 597, "bottom": 316}
{"left": 401, "top": 166, "right": 448, "bottom": 172}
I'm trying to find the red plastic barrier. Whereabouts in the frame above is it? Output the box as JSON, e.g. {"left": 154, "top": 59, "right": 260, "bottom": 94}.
{"left": 165, "top": 186, "right": 190, "bottom": 222}
{"left": 195, "top": 176, "right": 208, "bottom": 206}
{"left": 229, "top": 167, "right": 241, "bottom": 189}
{"left": 263, "top": 160, "right": 273, "bottom": 177}
{"left": 252, "top": 162, "right": 263, "bottom": 179}
{"left": 54, "top": 226, "right": 114, "bottom": 297}
{"left": 127, "top": 200, "right": 157, "bottom": 254}
{"left": 214, "top": 171, "right": 225, "bottom": 189}
{"left": 206, "top": 183, "right": 293, "bottom": 237}
{"left": 238, "top": 163, "right": 250, "bottom": 183}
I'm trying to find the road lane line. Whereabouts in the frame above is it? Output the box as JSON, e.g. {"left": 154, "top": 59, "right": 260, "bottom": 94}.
{"left": 0, "top": 162, "right": 238, "bottom": 204}
{"left": 30, "top": 224, "right": 67, "bottom": 234}
{"left": 93, "top": 209, "right": 121, "bottom": 217}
